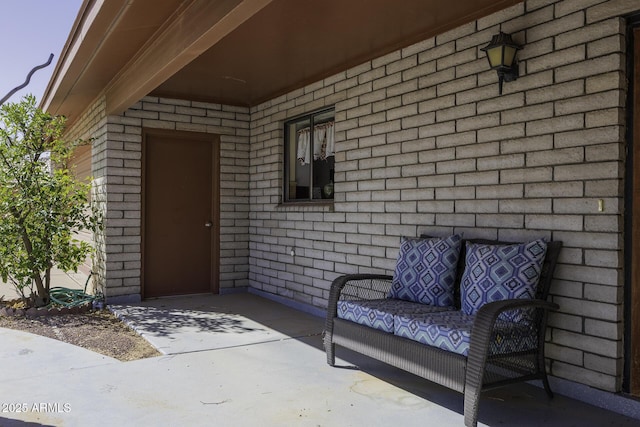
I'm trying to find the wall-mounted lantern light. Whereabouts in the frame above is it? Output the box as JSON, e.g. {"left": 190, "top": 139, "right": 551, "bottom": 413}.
{"left": 481, "top": 32, "right": 522, "bottom": 95}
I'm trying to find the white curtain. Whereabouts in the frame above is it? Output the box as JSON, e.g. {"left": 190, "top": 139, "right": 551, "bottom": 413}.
{"left": 298, "top": 121, "right": 334, "bottom": 165}
{"left": 296, "top": 127, "right": 310, "bottom": 164}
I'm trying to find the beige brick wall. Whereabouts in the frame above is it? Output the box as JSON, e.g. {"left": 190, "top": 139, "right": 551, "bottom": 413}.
{"left": 62, "top": 0, "right": 637, "bottom": 395}
{"left": 67, "top": 96, "right": 250, "bottom": 300}
{"left": 65, "top": 96, "right": 108, "bottom": 293}
{"left": 113, "top": 97, "right": 251, "bottom": 295}
{"left": 248, "top": 0, "right": 634, "bottom": 392}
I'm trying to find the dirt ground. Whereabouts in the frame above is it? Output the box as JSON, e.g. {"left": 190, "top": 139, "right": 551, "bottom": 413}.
{"left": 0, "top": 309, "right": 161, "bottom": 361}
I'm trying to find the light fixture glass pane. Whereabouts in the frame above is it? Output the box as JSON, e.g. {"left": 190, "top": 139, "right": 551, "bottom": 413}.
{"left": 503, "top": 46, "right": 517, "bottom": 67}
{"left": 487, "top": 46, "right": 504, "bottom": 68}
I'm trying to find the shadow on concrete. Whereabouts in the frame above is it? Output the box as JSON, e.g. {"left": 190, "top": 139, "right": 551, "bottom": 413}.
{"left": 108, "top": 292, "right": 639, "bottom": 426}
{"left": 109, "top": 293, "right": 324, "bottom": 355}
{"left": 111, "top": 305, "right": 262, "bottom": 337}
{"left": 0, "top": 417, "right": 56, "bottom": 427}
{"left": 331, "top": 344, "right": 640, "bottom": 427}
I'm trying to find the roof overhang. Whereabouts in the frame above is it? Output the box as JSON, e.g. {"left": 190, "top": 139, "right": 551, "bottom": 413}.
{"left": 42, "top": 0, "right": 521, "bottom": 123}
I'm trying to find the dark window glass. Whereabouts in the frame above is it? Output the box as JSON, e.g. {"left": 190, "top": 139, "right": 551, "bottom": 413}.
{"left": 284, "top": 109, "right": 335, "bottom": 202}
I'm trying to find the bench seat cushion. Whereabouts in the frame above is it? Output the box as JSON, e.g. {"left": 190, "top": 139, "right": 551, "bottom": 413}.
{"left": 394, "top": 310, "right": 476, "bottom": 356}
{"left": 394, "top": 310, "right": 538, "bottom": 357}
{"left": 337, "top": 298, "right": 454, "bottom": 333}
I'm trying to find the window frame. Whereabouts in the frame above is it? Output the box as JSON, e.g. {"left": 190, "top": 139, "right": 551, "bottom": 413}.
{"left": 283, "top": 107, "right": 335, "bottom": 204}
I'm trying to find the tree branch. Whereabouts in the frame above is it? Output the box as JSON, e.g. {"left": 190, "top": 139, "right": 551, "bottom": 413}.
{"left": 0, "top": 54, "right": 54, "bottom": 106}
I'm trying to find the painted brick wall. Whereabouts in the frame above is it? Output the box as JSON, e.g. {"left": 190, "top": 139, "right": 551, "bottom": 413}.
{"left": 248, "top": 0, "right": 636, "bottom": 392}
{"left": 62, "top": 0, "right": 638, "bottom": 395}
{"left": 65, "top": 96, "right": 108, "bottom": 294}
{"left": 68, "top": 97, "right": 251, "bottom": 300}
{"left": 108, "top": 97, "right": 251, "bottom": 296}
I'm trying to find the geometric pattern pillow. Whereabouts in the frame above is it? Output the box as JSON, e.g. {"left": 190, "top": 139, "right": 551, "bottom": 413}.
{"left": 460, "top": 239, "right": 547, "bottom": 321}
{"left": 388, "top": 234, "right": 462, "bottom": 306}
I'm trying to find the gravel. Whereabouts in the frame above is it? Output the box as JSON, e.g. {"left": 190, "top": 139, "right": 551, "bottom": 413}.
{"left": 0, "top": 309, "right": 161, "bottom": 361}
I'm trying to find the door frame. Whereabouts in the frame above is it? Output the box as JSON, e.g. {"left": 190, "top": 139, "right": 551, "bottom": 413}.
{"left": 141, "top": 128, "right": 221, "bottom": 298}
{"left": 625, "top": 15, "right": 640, "bottom": 395}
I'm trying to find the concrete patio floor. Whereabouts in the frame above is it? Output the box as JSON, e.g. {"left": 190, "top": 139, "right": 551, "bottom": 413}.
{"left": 1, "top": 292, "right": 640, "bottom": 426}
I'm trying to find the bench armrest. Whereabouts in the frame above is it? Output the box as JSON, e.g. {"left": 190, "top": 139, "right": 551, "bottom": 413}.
{"left": 327, "top": 274, "right": 393, "bottom": 318}
{"left": 325, "top": 274, "right": 392, "bottom": 347}
{"left": 470, "top": 298, "right": 559, "bottom": 359}
{"left": 475, "top": 298, "right": 558, "bottom": 324}
{"left": 463, "top": 298, "right": 559, "bottom": 426}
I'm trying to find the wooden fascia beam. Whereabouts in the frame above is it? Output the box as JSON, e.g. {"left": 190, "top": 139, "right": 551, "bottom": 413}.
{"left": 104, "top": 0, "right": 272, "bottom": 115}
{"left": 41, "top": 0, "right": 129, "bottom": 114}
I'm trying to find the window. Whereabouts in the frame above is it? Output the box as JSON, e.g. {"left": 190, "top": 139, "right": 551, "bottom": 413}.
{"left": 284, "top": 108, "right": 335, "bottom": 202}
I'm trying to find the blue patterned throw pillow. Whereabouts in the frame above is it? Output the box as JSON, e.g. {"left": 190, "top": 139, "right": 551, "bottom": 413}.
{"left": 460, "top": 239, "right": 548, "bottom": 321}
{"left": 388, "top": 234, "right": 462, "bottom": 306}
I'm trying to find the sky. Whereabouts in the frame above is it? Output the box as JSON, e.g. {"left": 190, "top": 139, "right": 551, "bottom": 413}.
{"left": 0, "top": 0, "right": 83, "bottom": 105}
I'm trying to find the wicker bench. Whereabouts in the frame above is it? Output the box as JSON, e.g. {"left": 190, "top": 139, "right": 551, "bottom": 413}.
{"left": 324, "top": 236, "right": 562, "bottom": 427}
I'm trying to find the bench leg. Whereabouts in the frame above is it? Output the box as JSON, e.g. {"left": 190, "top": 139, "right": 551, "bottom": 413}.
{"left": 464, "top": 342, "right": 487, "bottom": 427}
{"left": 537, "top": 345, "right": 554, "bottom": 398}
{"left": 463, "top": 386, "right": 481, "bottom": 427}
{"left": 542, "top": 372, "right": 554, "bottom": 398}
{"left": 323, "top": 331, "right": 336, "bottom": 366}
{"left": 326, "top": 344, "right": 336, "bottom": 366}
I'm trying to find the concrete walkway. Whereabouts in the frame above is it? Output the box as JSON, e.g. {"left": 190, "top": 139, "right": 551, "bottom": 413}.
{"left": 109, "top": 293, "right": 324, "bottom": 355}
{"left": 1, "top": 293, "right": 639, "bottom": 427}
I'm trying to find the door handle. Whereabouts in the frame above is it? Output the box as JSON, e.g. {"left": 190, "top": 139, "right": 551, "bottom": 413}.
{"left": 205, "top": 221, "right": 213, "bottom": 228}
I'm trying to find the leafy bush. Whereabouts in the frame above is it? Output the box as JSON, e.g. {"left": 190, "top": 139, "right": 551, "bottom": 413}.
{"left": 0, "top": 96, "right": 99, "bottom": 306}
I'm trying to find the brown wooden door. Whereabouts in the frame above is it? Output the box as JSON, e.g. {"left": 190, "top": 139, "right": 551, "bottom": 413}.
{"left": 631, "top": 27, "right": 640, "bottom": 396}
{"left": 143, "top": 130, "right": 219, "bottom": 297}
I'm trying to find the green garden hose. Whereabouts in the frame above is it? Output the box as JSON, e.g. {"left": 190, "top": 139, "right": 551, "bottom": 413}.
{"left": 47, "top": 272, "right": 99, "bottom": 308}
{"left": 48, "top": 287, "right": 96, "bottom": 308}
